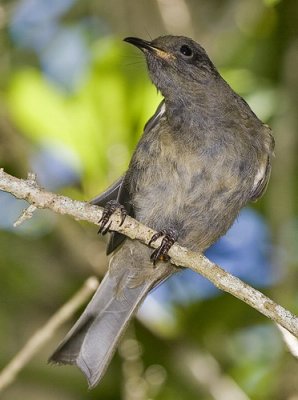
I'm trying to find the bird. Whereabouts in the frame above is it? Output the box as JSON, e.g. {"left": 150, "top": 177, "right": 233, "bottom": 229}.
{"left": 49, "top": 35, "right": 275, "bottom": 388}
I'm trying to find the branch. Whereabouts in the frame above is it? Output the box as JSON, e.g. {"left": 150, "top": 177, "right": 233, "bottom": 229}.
{"left": 0, "top": 277, "right": 99, "bottom": 392}
{"left": 177, "top": 347, "right": 250, "bottom": 400}
{"left": 0, "top": 168, "right": 297, "bottom": 337}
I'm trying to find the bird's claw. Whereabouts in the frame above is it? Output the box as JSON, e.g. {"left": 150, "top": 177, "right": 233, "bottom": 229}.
{"left": 149, "top": 228, "right": 178, "bottom": 265}
{"left": 98, "top": 200, "right": 127, "bottom": 235}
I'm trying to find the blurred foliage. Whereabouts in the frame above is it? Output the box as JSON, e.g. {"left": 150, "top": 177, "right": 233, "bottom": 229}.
{"left": 0, "top": 0, "right": 297, "bottom": 399}
{"left": 7, "top": 37, "right": 161, "bottom": 195}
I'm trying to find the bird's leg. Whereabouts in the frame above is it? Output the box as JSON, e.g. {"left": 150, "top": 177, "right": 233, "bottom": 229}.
{"left": 149, "top": 228, "right": 178, "bottom": 265}
{"left": 98, "top": 200, "right": 127, "bottom": 235}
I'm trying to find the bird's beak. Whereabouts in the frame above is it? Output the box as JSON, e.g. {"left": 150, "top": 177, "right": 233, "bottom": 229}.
{"left": 124, "top": 37, "right": 174, "bottom": 61}
{"left": 124, "top": 37, "right": 154, "bottom": 51}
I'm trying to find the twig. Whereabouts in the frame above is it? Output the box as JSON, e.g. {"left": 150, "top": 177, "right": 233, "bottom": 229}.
{"left": 140, "top": 304, "right": 249, "bottom": 400}
{"left": 178, "top": 347, "right": 250, "bottom": 400}
{"left": 277, "top": 324, "right": 298, "bottom": 358}
{"left": 0, "top": 169, "right": 297, "bottom": 337}
{"left": 14, "top": 204, "right": 37, "bottom": 227}
{"left": 0, "top": 276, "right": 99, "bottom": 392}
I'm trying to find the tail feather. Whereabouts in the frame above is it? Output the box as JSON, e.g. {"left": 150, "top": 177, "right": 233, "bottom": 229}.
{"left": 49, "top": 241, "right": 175, "bottom": 388}
{"left": 50, "top": 273, "right": 154, "bottom": 388}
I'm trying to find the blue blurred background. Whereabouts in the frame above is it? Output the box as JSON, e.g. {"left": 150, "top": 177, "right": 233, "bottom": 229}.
{"left": 0, "top": 0, "right": 297, "bottom": 399}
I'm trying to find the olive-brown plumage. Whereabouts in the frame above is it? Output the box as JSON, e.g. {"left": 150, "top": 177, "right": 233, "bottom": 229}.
{"left": 49, "top": 35, "right": 274, "bottom": 388}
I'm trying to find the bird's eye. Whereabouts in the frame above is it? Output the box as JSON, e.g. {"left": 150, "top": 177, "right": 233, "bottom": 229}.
{"left": 180, "top": 45, "right": 193, "bottom": 57}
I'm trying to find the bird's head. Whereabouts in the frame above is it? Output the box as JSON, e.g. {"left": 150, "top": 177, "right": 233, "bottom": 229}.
{"left": 124, "top": 35, "right": 218, "bottom": 99}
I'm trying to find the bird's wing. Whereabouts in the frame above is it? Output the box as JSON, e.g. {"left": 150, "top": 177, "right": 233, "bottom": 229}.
{"left": 90, "top": 175, "right": 133, "bottom": 255}
{"left": 90, "top": 176, "right": 124, "bottom": 206}
{"left": 250, "top": 127, "right": 275, "bottom": 202}
{"left": 106, "top": 177, "right": 134, "bottom": 255}
{"left": 249, "top": 156, "right": 272, "bottom": 201}
{"left": 143, "top": 99, "right": 165, "bottom": 133}
{"left": 91, "top": 99, "right": 166, "bottom": 255}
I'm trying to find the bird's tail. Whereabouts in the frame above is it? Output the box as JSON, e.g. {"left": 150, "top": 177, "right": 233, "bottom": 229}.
{"left": 49, "top": 240, "right": 175, "bottom": 388}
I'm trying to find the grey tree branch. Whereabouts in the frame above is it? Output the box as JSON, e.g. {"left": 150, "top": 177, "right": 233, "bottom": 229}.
{"left": 0, "top": 276, "right": 99, "bottom": 392}
{"left": 0, "top": 168, "right": 297, "bottom": 337}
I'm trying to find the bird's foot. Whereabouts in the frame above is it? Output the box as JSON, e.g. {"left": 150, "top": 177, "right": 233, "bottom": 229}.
{"left": 149, "top": 228, "right": 178, "bottom": 265}
{"left": 98, "top": 200, "right": 127, "bottom": 235}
